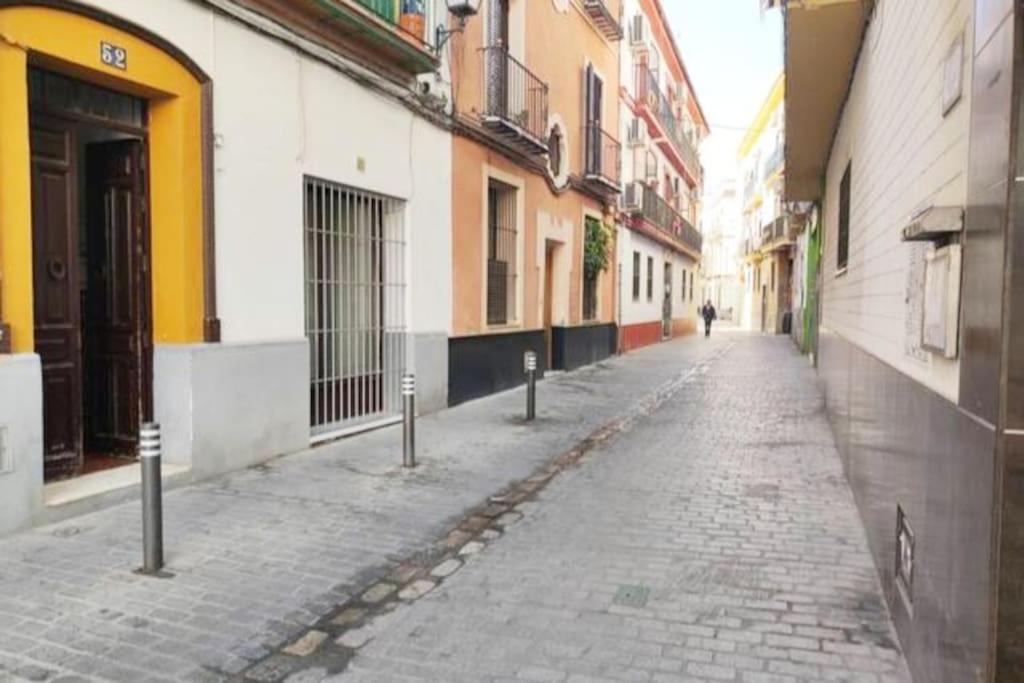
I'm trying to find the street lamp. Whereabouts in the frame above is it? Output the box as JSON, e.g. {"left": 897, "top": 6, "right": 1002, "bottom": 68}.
{"left": 436, "top": 0, "right": 481, "bottom": 51}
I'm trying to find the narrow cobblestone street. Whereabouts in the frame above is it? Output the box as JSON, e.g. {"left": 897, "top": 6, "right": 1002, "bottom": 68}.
{"left": 335, "top": 335, "right": 910, "bottom": 683}
{"left": 0, "top": 333, "right": 909, "bottom": 683}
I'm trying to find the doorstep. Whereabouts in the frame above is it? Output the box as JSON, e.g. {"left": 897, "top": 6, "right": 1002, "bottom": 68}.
{"left": 40, "top": 462, "right": 192, "bottom": 526}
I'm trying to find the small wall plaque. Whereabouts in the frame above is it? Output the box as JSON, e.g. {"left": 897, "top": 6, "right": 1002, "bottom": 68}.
{"left": 100, "top": 41, "right": 128, "bottom": 70}
{"left": 942, "top": 34, "right": 964, "bottom": 116}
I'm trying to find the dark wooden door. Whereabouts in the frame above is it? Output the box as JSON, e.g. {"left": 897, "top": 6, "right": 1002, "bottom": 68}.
{"left": 83, "top": 140, "right": 150, "bottom": 455}
{"left": 31, "top": 117, "right": 82, "bottom": 480}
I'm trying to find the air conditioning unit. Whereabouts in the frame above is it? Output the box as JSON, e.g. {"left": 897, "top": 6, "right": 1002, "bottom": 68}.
{"left": 622, "top": 182, "right": 642, "bottom": 211}
{"left": 626, "top": 118, "right": 645, "bottom": 147}
{"left": 629, "top": 15, "right": 647, "bottom": 47}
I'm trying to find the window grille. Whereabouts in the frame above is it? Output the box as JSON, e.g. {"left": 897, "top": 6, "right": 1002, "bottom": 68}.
{"left": 487, "top": 179, "right": 518, "bottom": 325}
{"left": 838, "top": 162, "right": 851, "bottom": 270}
{"left": 632, "top": 251, "right": 641, "bottom": 300}
{"left": 646, "top": 256, "right": 653, "bottom": 301}
{"left": 304, "top": 177, "right": 406, "bottom": 437}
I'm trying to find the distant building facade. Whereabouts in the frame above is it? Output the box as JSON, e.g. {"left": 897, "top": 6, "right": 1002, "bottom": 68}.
{"left": 616, "top": 0, "right": 707, "bottom": 352}
{"left": 700, "top": 179, "right": 741, "bottom": 321}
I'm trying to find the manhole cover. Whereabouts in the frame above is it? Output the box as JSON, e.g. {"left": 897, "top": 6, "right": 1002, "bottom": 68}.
{"left": 613, "top": 584, "right": 650, "bottom": 608}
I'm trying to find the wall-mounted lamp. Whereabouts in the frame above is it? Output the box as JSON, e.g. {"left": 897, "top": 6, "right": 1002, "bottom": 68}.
{"left": 436, "top": 0, "right": 482, "bottom": 51}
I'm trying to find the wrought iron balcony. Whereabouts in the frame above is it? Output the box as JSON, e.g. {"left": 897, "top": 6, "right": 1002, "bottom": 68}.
{"left": 633, "top": 64, "right": 702, "bottom": 185}
{"left": 623, "top": 182, "right": 702, "bottom": 256}
{"left": 582, "top": 124, "right": 622, "bottom": 194}
{"left": 761, "top": 215, "right": 789, "bottom": 250}
{"left": 583, "top": 0, "right": 623, "bottom": 41}
{"left": 301, "top": 0, "right": 440, "bottom": 74}
{"left": 480, "top": 47, "right": 550, "bottom": 155}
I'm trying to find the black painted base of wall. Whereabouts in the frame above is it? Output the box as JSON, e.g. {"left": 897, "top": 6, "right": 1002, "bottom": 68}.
{"left": 551, "top": 323, "right": 617, "bottom": 372}
{"left": 818, "top": 329, "right": 995, "bottom": 682}
{"left": 448, "top": 330, "right": 546, "bottom": 407}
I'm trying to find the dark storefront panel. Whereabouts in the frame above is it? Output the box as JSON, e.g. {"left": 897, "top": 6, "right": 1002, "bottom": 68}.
{"left": 551, "top": 324, "right": 617, "bottom": 372}
{"left": 448, "top": 330, "right": 546, "bottom": 406}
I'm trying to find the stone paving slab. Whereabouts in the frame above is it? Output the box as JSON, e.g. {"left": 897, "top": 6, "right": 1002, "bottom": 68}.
{"left": 330, "top": 336, "right": 911, "bottom": 683}
{"left": 0, "top": 333, "right": 731, "bottom": 682}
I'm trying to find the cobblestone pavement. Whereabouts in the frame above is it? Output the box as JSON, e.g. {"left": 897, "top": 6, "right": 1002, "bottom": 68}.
{"left": 331, "top": 335, "right": 911, "bottom": 683}
{"left": 0, "top": 331, "right": 732, "bottom": 683}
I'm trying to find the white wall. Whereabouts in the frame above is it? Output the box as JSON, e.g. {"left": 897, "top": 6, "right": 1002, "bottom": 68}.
{"left": 821, "top": 0, "right": 971, "bottom": 401}
{"left": 79, "top": 0, "right": 452, "bottom": 346}
{"left": 617, "top": 228, "right": 699, "bottom": 327}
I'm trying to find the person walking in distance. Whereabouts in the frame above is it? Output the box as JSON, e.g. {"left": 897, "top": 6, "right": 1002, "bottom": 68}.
{"left": 701, "top": 300, "right": 717, "bottom": 338}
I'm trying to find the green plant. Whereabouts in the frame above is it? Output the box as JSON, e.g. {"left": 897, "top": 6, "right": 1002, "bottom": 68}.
{"left": 583, "top": 217, "right": 613, "bottom": 279}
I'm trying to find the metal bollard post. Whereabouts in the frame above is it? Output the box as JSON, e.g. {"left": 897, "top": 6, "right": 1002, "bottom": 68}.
{"left": 139, "top": 422, "right": 163, "bottom": 574}
{"left": 402, "top": 373, "right": 416, "bottom": 468}
{"left": 524, "top": 351, "right": 537, "bottom": 421}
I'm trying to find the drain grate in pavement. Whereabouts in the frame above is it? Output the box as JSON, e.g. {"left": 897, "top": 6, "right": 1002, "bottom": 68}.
{"left": 613, "top": 584, "right": 650, "bottom": 608}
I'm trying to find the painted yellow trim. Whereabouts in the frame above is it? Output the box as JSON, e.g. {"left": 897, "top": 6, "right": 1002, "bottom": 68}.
{"left": 0, "top": 42, "right": 32, "bottom": 352}
{"left": 0, "top": 6, "right": 205, "bottom": 348}
{"left": 737, "top": 73, "right": 785, "bottom": 160}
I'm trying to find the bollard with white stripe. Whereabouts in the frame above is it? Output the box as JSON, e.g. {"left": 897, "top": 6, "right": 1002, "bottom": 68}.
{"left": 139, "top": 422, "right": 164, "bottom": 574}
{"left": 402, "top": 373, "right": 416, "bottom": 468}
{"left": 524, "top": 351, "right": 537, "bottom": 421}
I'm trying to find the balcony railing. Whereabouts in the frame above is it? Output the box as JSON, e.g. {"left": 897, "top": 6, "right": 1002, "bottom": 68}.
{"left": 624, "top": 182, "right": 702, "bottom": 255}
{"left": 634, "top": 64, "right": 702, "bottom": 184}
{"left": 583, "top": 124, "right": 622, "bottom": 193}
{"left": 761, "top": 215, "right": 788, "bottom": 248}
{"left": 480, "top": 47, "right": 549, "bottom": 155}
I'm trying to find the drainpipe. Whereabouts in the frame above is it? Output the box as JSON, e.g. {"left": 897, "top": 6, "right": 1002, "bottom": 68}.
{"left": 201, "top": 82, "right": 220, "bottom": 342}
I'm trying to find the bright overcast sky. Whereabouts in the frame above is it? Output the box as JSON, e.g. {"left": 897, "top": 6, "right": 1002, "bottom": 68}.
{"left": 662, "top": 1, "right": 783, "bottom": 191}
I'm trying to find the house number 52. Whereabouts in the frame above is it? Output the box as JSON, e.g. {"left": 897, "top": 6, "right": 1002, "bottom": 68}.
{"left": 100, "top": 42, "right": 127, "bottom": 70}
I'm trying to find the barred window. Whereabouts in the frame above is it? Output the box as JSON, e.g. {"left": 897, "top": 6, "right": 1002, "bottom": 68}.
{"left": 838, "top": 162, "right": 851, "bottom": 271}
{"left": 681, "top": 269, "right": 687, "bottom": 302}
{"left": 487, "top": 179, "right": 518, "bottom": 325}
{"left": 646, "top": 256, "right": 653, "bottom": 301}
{"left": 689, "top": 272, "right": 694, "bottom": 300}
{"left": 632, "top": 251, "right": 641, "bottom": 300}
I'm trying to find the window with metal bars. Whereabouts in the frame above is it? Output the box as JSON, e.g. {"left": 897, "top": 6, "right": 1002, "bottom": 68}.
{"left": 681, "top": 268, "right": 687, "bottom": 302}
{"left": 632, "top": 251, "right": 641, "bottom": 301}
{"left": 303, "top": 177, "right": 406, "bottom": 437}
{"left": 838, "top": 162, "right": 851, "bottom": 271}
{"left": 689, "top": 272, "right": 694, "bottom": 301}
{"left": 487, "top": 179, "right": 518, "bottom": 325}
{"left": 646, "top": 256, "right": 653, "bottom": 301}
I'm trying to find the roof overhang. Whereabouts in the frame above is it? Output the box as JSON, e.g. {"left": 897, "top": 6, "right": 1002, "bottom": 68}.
{"left": 781, "top": 0, "right": 874, "bottom": 201}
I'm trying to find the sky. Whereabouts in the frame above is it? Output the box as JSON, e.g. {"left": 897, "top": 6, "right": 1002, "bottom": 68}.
{"left": 661, "top": 1, "right": 783, "bottom": 192}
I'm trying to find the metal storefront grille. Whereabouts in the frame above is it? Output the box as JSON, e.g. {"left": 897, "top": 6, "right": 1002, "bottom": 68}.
{"left": 304, "top": 177, "right": 406, "bottom": 438}
{"left": 487, "top": 179, "right": 517, "bottom": 325}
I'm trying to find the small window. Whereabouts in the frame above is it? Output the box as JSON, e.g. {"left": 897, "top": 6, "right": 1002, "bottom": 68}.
{"left": 487, "top": 179, "right": 518, "bottom": 325}
{"left": 632, "top": 251, "right": 641, "bottom": 301}
{"left": 771, "top": 263, "right": 776, "bottom": 291}
{"left": 689, "top": 272, "right": 694, "bottom": 300}
{"left": 646, "top": 256, "right": 654, "bottom": 301}
{"left": 681, "top": 269, "right": 687, "bottom": 302}
{"left": 838, "top": 162, "right": 851, "bottom": 271}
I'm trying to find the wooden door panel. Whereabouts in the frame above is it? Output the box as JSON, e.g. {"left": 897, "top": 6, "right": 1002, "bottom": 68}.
{"left": 30, "top": 118, "right": 81, "bottom": 480}
{"left": 84, "top": 140, "right": 147, "bottom": 455}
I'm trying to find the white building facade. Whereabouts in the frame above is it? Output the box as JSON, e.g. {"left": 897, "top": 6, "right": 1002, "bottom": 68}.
{"left": 0, "top": 0, "right": 452, "bottom": 534}
{"left": 616, "top": 0, "right": 706, "bottom": 352}
{"left": 700, "top": 179, "right": 741, "bottom": 321}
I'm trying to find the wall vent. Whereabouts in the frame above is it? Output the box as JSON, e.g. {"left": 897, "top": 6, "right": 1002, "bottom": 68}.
{"left": 895, "top": 505, "right": 915, "bottom": 614}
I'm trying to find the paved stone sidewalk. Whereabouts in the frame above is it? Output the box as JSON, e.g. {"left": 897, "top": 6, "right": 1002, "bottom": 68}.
{"left": 332, "top": 336, "right": 911, "bottom": 683}
{"left": 0, "top": 333, "right": 730, "bottom": 683}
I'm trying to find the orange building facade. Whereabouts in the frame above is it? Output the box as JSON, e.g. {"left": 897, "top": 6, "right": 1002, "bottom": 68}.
{"left": 447, "top": 0, "right": 623, "bottom": 405}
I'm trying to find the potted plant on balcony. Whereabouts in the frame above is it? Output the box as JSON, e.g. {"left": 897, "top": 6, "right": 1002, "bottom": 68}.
{"left": 399, "top": 0, "right": 426, "bottom": 39}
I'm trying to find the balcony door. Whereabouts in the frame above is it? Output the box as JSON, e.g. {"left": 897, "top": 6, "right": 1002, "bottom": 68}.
{"left": 584, "top": 64, "right": 604, "bottom": 175}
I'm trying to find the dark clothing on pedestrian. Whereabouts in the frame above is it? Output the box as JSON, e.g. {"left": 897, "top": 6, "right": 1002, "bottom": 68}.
{"left": 701, "top": 304, "right": 717, "bottom": 337}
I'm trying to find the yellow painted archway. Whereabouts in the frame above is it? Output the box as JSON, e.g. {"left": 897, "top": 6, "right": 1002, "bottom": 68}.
{"left": 0, "top": 3, "right": 207, "bottom": 352}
